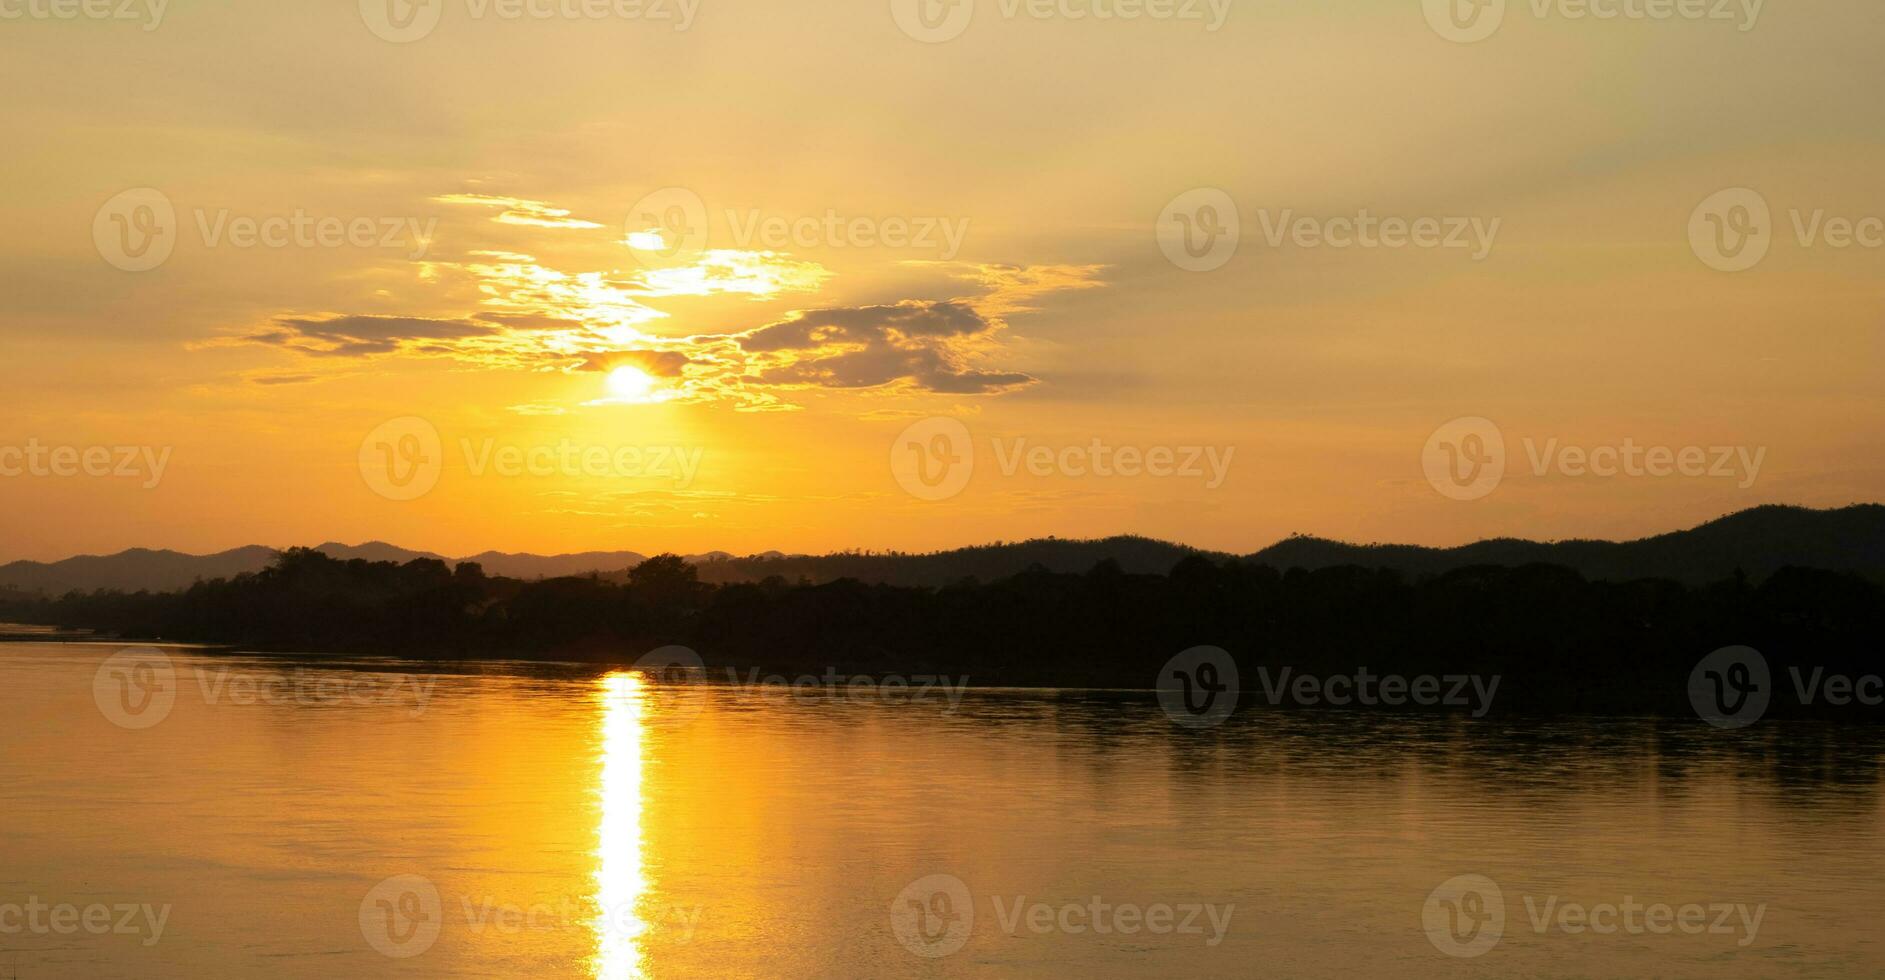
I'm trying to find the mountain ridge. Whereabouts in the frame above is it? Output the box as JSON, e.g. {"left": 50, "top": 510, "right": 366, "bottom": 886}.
{"left": 2, "top": 504, "right": 1880, "bottom": 595}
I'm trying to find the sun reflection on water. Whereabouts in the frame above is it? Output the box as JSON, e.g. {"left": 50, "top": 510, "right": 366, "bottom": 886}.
{"left": 594, "top": 672, "right": 648, "bottom": 979}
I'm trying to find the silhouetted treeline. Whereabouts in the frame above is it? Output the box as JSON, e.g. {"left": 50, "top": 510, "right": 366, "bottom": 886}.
{"left": 3, "top": 547, "right": 1881, "bottom": 717}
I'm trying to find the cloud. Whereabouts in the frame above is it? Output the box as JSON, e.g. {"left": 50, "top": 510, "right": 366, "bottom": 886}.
{"left": 233, "top": 245, "right": 1106, "bottom": 410}
{"left": 480, "top": 313, "right": 586, "bottom": 331}
{"left": 247, "top": 314, "right": 496, "bottom": 357}
{"left": 575, "top": 350, "right": 695, "bottom": 377}
{"left": 732, "top": 264, "right": 1107, "bottom": 395}
{"left": 622, "top": 250, "right": 831, "bottom": 298}
{"left": 435, "top": 193, "right": 603, "bottom": 229}
{"left": 743, "top": 301, "right": 1037, "bottom": 393}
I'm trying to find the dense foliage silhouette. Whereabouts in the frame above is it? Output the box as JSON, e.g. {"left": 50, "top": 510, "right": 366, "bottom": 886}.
{"left": 4, "top": 546, "right": 1881, "bottom": 718}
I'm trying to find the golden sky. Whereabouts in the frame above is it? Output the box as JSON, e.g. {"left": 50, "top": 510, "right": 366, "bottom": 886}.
{"left": 2, "top": 0, "right": 1882, "bottom": 562}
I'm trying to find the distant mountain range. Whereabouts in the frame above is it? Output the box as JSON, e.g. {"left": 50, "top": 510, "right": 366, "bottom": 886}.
{"left": 2, "top": 504, "right": 1880, "bottom": 596}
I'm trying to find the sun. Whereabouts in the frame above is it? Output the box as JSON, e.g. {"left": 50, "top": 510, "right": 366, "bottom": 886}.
{"left": 605, "top": 365, "right": 657, "bottom": 403}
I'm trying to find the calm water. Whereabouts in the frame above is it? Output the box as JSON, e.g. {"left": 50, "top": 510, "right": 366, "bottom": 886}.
{"left": 2, "top": 642, "right": 1882, "bottom": 978}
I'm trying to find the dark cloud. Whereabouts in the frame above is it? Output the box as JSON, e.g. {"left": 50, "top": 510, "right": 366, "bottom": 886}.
{"left": 742, "top": 301, "right": 988, "bottom": 352}
{"left": 275, "top": 315, "right": 495, "bottom": 342}
{"left": 254, "top": 315, "right": 497, "bottom": 358}
{"left": 740, "top": 301, "right": 1034, "bottom": 394}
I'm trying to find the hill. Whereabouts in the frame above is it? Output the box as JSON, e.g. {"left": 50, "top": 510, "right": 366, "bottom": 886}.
{"left": 2, "top": 504, "right": 1880, "bottom": 596}
{"left": 1246, "top": 505, "right": 1885, "bottom": 585}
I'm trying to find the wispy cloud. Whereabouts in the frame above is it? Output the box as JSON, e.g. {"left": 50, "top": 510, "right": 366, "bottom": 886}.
{"left": 435, "top": 193, "right": 604, "bottom": 229}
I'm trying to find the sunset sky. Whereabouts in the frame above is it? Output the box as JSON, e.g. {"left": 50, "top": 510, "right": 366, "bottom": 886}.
{"left": 3, "top": 0, "right": 1882, "bottom": 562}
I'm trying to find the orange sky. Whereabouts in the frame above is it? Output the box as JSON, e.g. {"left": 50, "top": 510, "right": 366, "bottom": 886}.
{"left": 2, "top": 0, "right": 1882, "bottom": 562}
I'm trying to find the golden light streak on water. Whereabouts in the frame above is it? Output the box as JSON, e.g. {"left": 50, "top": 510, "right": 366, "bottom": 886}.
{"left": 593, "top": 672, "right": 648, "bottom": 979}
